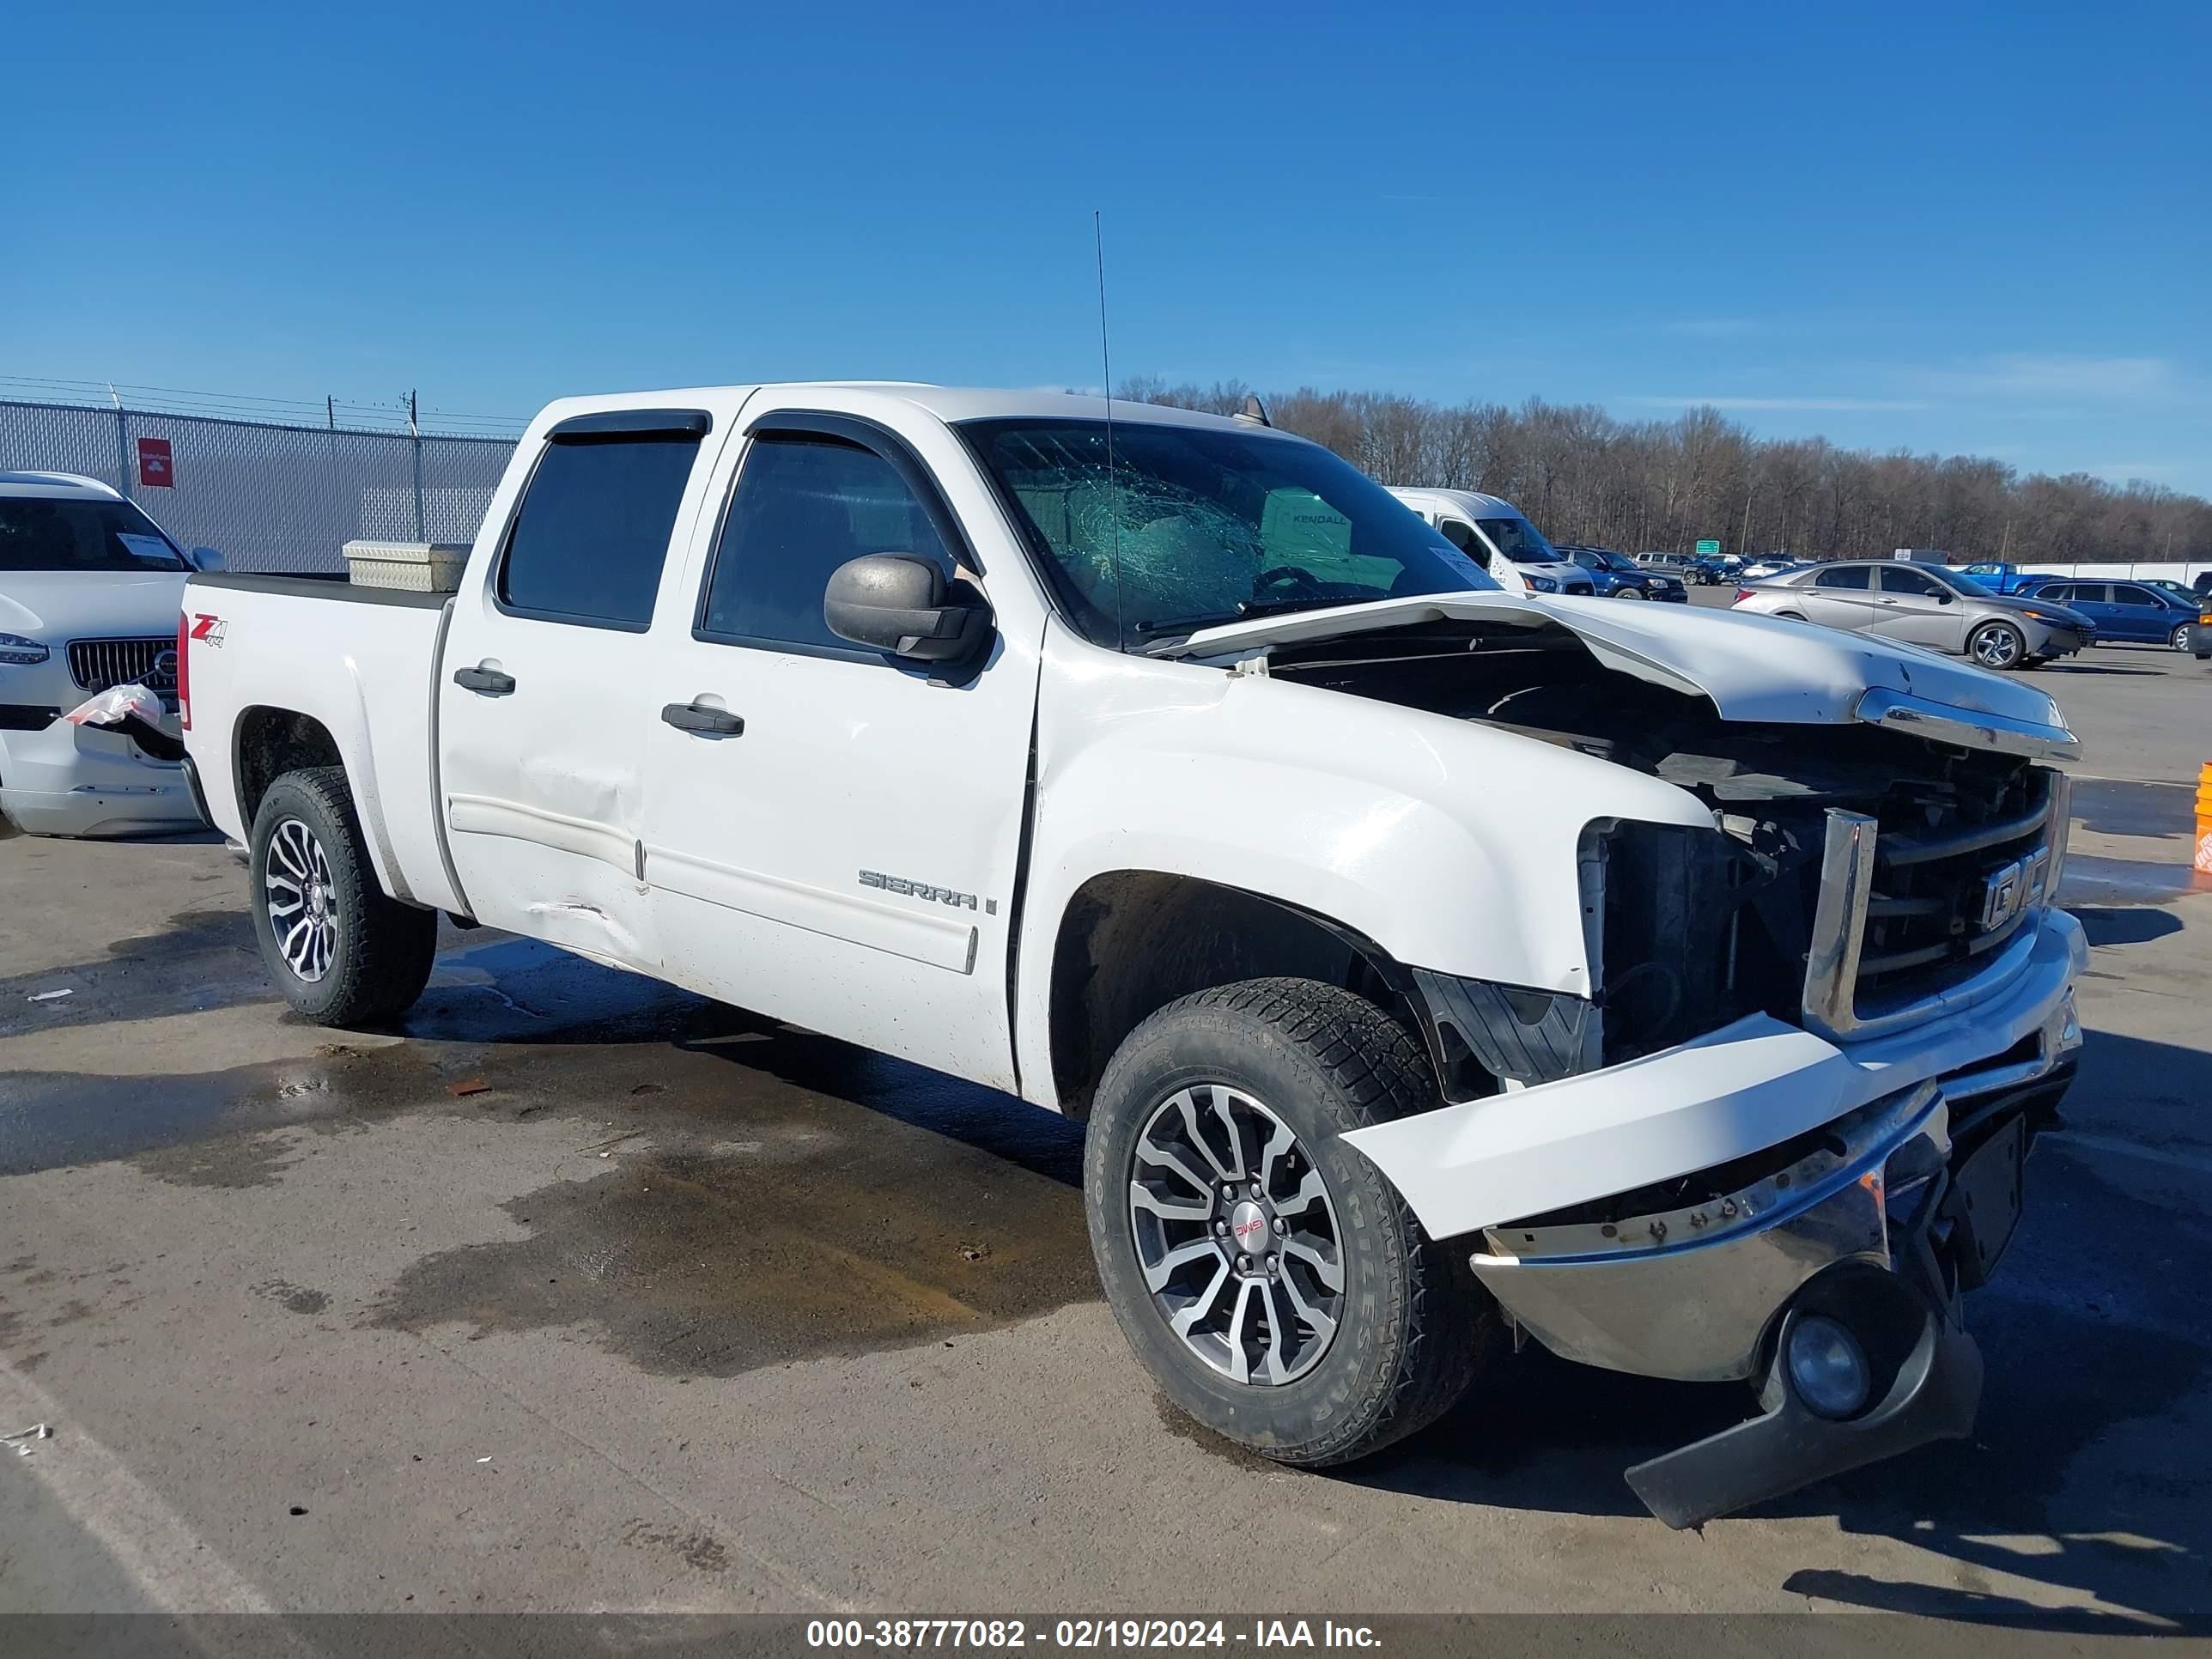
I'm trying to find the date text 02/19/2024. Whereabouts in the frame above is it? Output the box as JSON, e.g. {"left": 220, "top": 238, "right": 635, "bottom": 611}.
{"left": 804, "top": 1620, "right": 1381, "bottom": 1650}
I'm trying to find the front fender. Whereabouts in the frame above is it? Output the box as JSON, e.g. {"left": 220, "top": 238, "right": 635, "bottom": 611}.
{"left": 1013, "top": 635, "right": 1714, "bottom": 1109}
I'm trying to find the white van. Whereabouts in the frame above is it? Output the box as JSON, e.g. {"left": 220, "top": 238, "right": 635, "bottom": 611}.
{"left": 1386, "top": 488, "right": 1595, "bottom": 596}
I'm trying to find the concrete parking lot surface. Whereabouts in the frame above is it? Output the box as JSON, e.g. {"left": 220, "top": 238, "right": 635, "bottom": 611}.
{"left": 2, "top": 635, "right": 2207, "bottom": 1626}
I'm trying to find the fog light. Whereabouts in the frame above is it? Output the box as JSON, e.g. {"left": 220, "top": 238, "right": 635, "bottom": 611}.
{"left": 1786, "top": 1315, "right": 1871, "bottom": 1419}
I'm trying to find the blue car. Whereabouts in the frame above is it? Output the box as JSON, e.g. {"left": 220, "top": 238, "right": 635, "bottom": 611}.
{"left": 2021, "top": 576, "right": 2203, "bottom": 648}
{"left": 1562, "top": 545, "right": 1689, "bottom": 601}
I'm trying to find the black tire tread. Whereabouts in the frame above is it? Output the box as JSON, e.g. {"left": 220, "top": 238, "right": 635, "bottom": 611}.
{"left": 250, "top": 766, "right": 436, "bottom": 1026}
{"left": 1097, "top": 976, "right": 1491, "bottom": 1467}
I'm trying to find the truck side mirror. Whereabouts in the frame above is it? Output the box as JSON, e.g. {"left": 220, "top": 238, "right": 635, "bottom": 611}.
{"left": 189, "top": 546, "right": 227, "bottom": 573}
{"left": 824, "top": 555, "right": 991, "bottom": 664}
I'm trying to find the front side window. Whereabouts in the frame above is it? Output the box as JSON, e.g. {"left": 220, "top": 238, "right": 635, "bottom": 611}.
{"left": 1437, "top": 519, "right": 1481, "bottom": 554}
{"left": 498, "top": 434, "right": 702, "bottom": 627}
{"left": 0, "top": 497, "right": 187, "bottom": 572}
{"left": 1814, "top": 565, "right": 1871, "bottom": 590}
{"left": 2113, "top": 584, "right": 2158, "bottom": 608}
{"left": 1881, "top": 566, "right": 1942, "bottom": 597}
{"left": 701, "top": 434, "right": 951, "bottom": 652}
{"left": 959, "top": 418, "right": 1497, "bottom": 647}
{"left": 1475, "top": 517, "right": 1558, "bottom": 564}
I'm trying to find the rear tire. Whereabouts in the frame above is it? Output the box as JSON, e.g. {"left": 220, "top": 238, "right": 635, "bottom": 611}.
{"left": 248, "top": 767, "right": 436, "bottom": 1026}
{"left": 1085, "top": 977, "right": 1492, "bottom": 1467}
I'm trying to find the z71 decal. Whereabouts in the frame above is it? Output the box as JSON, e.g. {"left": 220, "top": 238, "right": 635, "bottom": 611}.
{"left": 189, "top": 613, "right": 228, "bottom": 647}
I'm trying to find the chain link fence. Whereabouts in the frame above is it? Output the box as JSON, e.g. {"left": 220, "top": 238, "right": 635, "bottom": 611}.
{"left": 0, "top": 398, "right": 518, "bottom": 573}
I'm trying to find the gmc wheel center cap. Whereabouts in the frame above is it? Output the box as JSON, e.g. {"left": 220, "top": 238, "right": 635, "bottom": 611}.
{"left": 1228, "top": 1200, "right": 1270, "bottom": 1258}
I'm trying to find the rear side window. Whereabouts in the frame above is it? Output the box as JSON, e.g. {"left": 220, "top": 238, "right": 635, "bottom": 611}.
{"left": 700, "top": 434, "right": 951, "bottom": 653}
{"left": 497, "top": 434, "right": 702, "bottom": 628}
{"left": 1814, "top": 566, "right": 1871, "bottom": 590}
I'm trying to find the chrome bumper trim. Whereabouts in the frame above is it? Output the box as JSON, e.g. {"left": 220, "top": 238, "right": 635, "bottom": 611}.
{"left": 1470, "top": 1082, "right": 1946, "bottom": 1382}
{"left": 1855, "top": 687, "right": 2080, "bottom": 763}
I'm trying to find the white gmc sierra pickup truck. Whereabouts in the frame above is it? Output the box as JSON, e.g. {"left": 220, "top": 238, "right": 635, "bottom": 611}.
{"left": 179, "top": 385, "right": 2086, "bottom": 1525}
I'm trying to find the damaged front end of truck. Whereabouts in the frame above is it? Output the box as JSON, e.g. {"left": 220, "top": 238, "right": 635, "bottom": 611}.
{"left": 1182, "top": 593, "right": 2086, "bottom": 1525}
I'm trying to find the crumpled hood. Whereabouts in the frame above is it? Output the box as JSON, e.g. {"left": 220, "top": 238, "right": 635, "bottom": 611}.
{"left": 0, "top": 571, "right": 190, "bottom": 641}
{"left": 1176, "top": 591, "right": 2078, "bottom": 755}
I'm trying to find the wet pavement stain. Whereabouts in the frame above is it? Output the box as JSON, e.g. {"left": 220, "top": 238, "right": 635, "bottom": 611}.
{"left": 364, "top": 1108, "right": 1099, "bottom": 1377}
{"left": 134, "top": 1131, "right": 305, "bottom": 1190}
{"left": 621, "top": 1521, "right": 732, "bottom": 1575}
{"left": 252, "top": 1279, "right": 331, "bottom": 1315}
{"left": 0, "top": 908, "right": 264, "bottom": 1038}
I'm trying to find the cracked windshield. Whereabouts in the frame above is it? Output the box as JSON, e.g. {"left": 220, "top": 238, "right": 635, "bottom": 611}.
{"left": 961, "top": 417, "right": 1497, "bottom": 647}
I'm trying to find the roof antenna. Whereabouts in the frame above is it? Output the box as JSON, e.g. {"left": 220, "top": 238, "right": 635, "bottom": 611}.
{"left": 1095, "top": 210, "right": 1125, "bottom": 653}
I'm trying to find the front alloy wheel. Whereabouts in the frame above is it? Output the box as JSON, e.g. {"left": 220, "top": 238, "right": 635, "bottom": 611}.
{"left": 1129, "top": 1083, "right": 1343, "bottom": 1385}
{"left": 2172, "top": 623, "right": 2194, "bottom": 652}
{"left": 1970, "top": 621, "right": 2026, "bottom": 670}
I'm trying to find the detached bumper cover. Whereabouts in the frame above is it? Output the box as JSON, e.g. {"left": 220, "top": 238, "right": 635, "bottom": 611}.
{"left": 1341, "top": 908, "right": 2084, "bottom": 1245}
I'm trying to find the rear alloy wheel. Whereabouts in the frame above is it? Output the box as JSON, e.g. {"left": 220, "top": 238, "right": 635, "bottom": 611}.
{"left": 1969, "top": 620, "right": 2027, "bottom": 670}
{"left": 248, "top": 767, "right": 437, "bottom": 1026}
{"left": 1085, "top": 977, "right": 1492, "bottom": 1467}
{"left": 1616, "top": 587, "right": 1648, "bottom": 600}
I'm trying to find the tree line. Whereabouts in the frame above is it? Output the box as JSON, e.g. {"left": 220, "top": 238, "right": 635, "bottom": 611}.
{"left": 1118, "top": 378, "right": 2212, "bottom": 564}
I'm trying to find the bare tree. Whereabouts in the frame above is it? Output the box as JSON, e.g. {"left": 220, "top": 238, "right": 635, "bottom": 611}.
{"left": 1118, "top": 380, "right": 2212, "bottom": 562}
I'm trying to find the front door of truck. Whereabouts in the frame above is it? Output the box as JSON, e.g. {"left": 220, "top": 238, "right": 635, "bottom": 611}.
{"left": 438, "top": 410, "right": 719, "bottom": 971}
{"left": 639, "top": 410, "right": 1039, "bottom": 1090}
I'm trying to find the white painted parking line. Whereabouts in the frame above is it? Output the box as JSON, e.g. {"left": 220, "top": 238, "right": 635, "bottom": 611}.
{"left": 0, "top": 1358, "right": 274, "bottom": 1613}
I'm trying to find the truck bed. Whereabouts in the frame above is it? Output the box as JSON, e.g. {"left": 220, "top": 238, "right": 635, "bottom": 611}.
{"left": 183, "top": 572, "right": 463, "bottom": 913}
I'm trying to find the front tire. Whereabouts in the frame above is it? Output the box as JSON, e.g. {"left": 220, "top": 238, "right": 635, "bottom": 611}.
{"left": 248, "top": 767, "right": 436, "bottom": 1026}
{"left": 1968, "top": 620, "right": 2027, "bottom": 670}
{"left": 2172, "top": 623, "right": 2194, "bottom": 652}
{"left": 1085, "top": 978, "right": 1491, "bottom": 1467}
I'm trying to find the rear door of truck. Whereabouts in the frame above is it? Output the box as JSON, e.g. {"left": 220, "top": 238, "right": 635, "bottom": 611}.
{"left": 435, "top": 408, "right": 721, "bottom": 969}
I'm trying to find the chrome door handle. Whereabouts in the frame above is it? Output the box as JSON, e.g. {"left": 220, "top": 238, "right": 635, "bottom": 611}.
{"left": 661, "top": 702, "right": 744, "bottom": 737}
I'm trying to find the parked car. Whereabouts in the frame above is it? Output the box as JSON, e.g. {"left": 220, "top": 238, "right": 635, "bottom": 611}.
{"left": 0, "top": 471, "right": 216, "bottom": 836}
{"left": 181, "top": 383, "right": 2085, "bottom": 1528}
{"left": 1732, "top": 558, "right": 2094, "bottom": 669}
{"left": 1385, "top": 489, "right": 1594, "bottom": 595}
{"left": 1739, "top": 555, "right": 1803, "bottom": 581}
{"left": 2190, "top": 607, "right": 2212, "bottom": 660}
{"left": 1560, "top": 544, "right": 1688, "bottom": 601}
{"left": 2019, "top": 578, "right": 2202, "bottom": 650}
{"left": 1690, "top": 553, "right": 1746, "bottom": 586}
{"left": 1634, "top": 550, "right": 1699, "bottom": 580}
{"left": 2195, "top": 571, "right": 2212, "bottom": 599}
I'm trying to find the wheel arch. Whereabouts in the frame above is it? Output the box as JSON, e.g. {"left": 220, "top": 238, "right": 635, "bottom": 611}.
{"left": 1041, "top": 870, "right": 1428, "bottom": 1122}
{"left": 230, "top": 705, "right": 411, "bottom": 902}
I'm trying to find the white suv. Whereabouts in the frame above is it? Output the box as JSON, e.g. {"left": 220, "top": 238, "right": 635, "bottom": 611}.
{"left": 0, "top": 471, "right": 207, "bottom": 836}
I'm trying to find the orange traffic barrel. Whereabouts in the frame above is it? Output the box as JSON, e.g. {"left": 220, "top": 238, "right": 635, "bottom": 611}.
{"left": 2198, "top": 762, "right": 2212, "bottom": 876}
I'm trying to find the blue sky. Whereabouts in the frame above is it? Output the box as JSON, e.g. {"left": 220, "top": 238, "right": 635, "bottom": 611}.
{"left": 8, "top": 1, "right": 2208, "bottom": 489}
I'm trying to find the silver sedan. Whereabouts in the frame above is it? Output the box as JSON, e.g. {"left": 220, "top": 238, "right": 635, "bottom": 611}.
{"left": 1731, "top": 560, "right": 2095, "bottom": 670}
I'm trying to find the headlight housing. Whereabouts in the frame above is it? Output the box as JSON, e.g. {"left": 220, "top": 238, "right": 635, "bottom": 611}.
{"left": 1529, "top": 576, "right": 1559, "bottom": 592}
{"left": 0, "top": 633, "right": 51, "bottom": 665}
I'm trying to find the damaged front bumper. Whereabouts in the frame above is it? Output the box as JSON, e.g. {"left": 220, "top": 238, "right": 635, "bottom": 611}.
{"left": 1342, "top": 908, "right": 2085, "bottom": 1526}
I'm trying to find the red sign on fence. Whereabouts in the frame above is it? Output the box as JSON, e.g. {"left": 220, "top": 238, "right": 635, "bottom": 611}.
{"left": 136, "top": 436, "right": 174, "bottom": 489}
